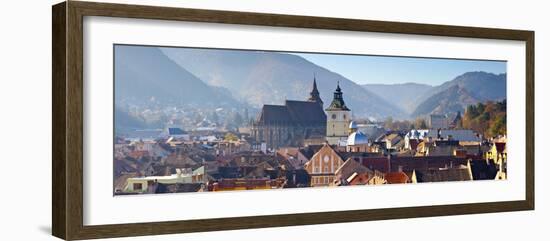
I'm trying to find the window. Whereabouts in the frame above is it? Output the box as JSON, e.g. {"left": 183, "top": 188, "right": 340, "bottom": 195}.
{"left": 343, "top": 114, "right": 346, "bottom": 119}
{"left": 332, "top": 114, "right": 336, "bottom": 119}
{"left": 133, "top": 183, "right": 143, "bottom": 191}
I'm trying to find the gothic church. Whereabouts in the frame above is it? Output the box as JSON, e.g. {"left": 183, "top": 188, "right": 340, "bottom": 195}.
{"left": 252, "top": 78, "right": 327, "bottom": 149}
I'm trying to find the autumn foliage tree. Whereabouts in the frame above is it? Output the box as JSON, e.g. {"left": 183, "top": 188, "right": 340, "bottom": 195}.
{"left": 461, "top": 100, "right": 506, "bottom": 138}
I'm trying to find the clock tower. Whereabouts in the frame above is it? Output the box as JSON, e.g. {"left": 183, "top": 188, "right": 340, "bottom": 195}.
{"left": 325, "top": 82, "right": 351, "bottom": 145}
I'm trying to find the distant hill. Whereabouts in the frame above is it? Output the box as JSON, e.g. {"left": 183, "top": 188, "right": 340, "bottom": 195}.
{"left": 161, "top": 48, "right": 406, "bottom": 119}
{"left": 423, "top": 71, "right": 506, "bottom": 102}
{"left": 114, "top": 45, "right": 239, "bottom": 107}
{"left": 115, "top": 46, "right": 505, "bottom": 121}
{"left": 411, "top": 71, "right": 506, "bottom": 117}
{"left": 362, "top": 83, "right": 434, "bottom": 114}
{"left": 411, "top": 85, "right": 480, "bottom": 116}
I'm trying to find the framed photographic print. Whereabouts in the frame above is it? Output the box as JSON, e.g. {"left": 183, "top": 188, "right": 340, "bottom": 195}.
{"left": 52, "top": 1, "right": 534, "bottom": 240}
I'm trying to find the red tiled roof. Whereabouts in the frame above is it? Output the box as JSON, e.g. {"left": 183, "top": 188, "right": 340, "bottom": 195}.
{"left": 128, "top": 150, "right": 149, "bottom": 159}
{"left": 385, "top": 171, "right": 409, "bottom": 184}
{"left": 360, "top": 157, "right": 390, "bottom": 173}
{"left": 347, "top": 172, "right": 371, "bottom": 185}
{"left": 389, "top": 156, "right": 471, "bottom": 173}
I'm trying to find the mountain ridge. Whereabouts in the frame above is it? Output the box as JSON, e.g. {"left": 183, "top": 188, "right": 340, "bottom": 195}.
{"left": 162, "top": 48, "right": 407, "bottom": 119}
{"left": 115, "top": 45, "right": 240, "bottom": 108}
{"left": 411, "top": 71, "right": 506, "bottom": 116}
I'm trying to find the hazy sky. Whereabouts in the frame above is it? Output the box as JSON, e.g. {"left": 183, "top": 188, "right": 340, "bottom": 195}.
{"left": 295, "top": 53, "right": 506, "bottom": 86}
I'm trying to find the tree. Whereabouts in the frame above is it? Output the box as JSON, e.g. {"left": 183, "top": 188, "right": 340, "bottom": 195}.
{"left": 224, "top": 133, "right": 239, "bottom": 141}
{"left": 490, "top": 114, "right": 506, "bottom": 136}
{"left": 462, "top": 100, "right": 506, "bottom": 138}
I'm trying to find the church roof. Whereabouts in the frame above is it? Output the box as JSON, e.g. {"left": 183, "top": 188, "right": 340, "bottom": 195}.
{"left": 286, "top": 100, "right": 327, "bottom": 123}
{"left": 256, "top": 105, "right": 292, "bottom": 124}
{"left": 347, "top": 131, "right": 369, "bottom": 146}
{"left": 257, "top": 101, "right": 326, "bottom": 125}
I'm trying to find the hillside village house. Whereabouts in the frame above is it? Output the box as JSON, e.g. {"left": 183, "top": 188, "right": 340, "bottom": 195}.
{"left": 486, "top": 138, "right": 507, "bottom": 180}
{"left": 304, "top": 143, "right": 345, "bottom": 186}
{"left": 122, "top": 166, "right": 206, "bottom": 193}
{"left": 346, "top": 170, "right": 387, "bottom": 185}
{"left": 404, "top": 129, "right": 481, "bottom": 156}
{"left": 383, "top": 133, "right": 405, "bottom": 151}
{"left": 276, "top": 147, "right": 311, "bottom": 169}
{"left": 332, "top": 158, "right": 373, "bottom": 185}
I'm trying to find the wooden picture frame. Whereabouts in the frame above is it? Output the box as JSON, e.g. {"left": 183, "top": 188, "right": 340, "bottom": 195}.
{"left": 52, "top": 1, "right": 534, "bottom": 240}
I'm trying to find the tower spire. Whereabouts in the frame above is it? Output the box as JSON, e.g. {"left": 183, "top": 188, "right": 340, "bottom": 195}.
{"left": 308, "top": 73, "right": 323, "bottom": 107}
{"left": 312, "top": 73, "right": 318, "bottom": 91}
{"left": 326, "top": 81, "right": 350, "bottom": 111}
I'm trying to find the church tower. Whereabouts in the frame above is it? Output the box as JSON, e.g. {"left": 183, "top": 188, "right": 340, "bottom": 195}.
{"left": 325, "top": 82, "right": 351, "bottom": 145}
{"left": 307, "top": 75, "right": 323, "bottom": 108}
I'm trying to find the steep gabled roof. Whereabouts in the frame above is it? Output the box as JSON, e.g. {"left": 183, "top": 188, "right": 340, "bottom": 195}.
{"left": 256, "top": 100, "right": 326, "bottom": 125}
{"left": 384, "top": 171, "right": 410, "bottom": 184}
{"left": 299, "top": 145, "right": 324, "bottom": 159}
{"left": 417, "top": 167, "right": 472, "bottom": 182}
{"left": 257, "top": 105, "right": 292, "bottom": 124}
{"left": 285, "top": 100, "right": 327, "bottom": 124}
{"left": 335, "top": 158, "right": 373, "bottom": 181}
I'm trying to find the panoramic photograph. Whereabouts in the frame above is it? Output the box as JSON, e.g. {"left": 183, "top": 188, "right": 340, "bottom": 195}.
{"left": 113, "top": 44, "right": 507, "bottom": 195}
